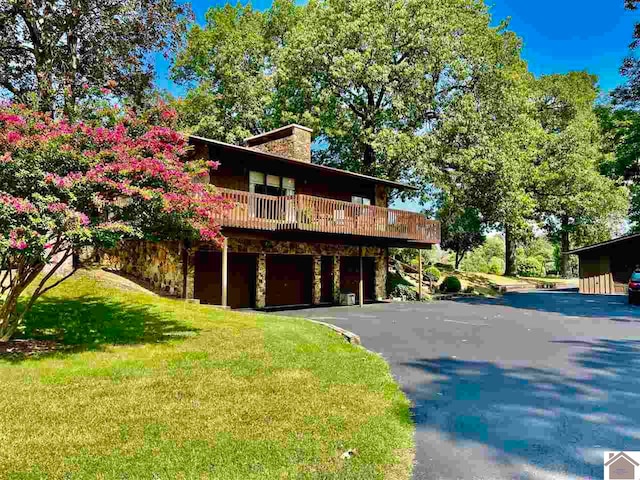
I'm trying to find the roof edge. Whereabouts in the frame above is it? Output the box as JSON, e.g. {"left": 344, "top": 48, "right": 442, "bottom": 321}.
{"left": 244, "top": 124, "right": 313, "bottom": 144}
{"left": 189, "top": 135, "right": 418, "bottom": 191}
{"left": 566, "top": 233, "right": 640, "bottom": 255}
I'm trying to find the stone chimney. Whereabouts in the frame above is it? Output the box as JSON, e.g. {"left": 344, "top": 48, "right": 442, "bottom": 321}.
{"left": 245, "top": 124, "right": 312, "bottom": 163}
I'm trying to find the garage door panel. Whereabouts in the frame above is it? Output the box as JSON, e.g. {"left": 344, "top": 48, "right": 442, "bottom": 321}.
{"left": 266, "top": 255, "right": 312, "bottom": 307}
{"left": 340, "top": 256, "right": 375, "bottom": 301}
{"left": 194, "top": 251, "right": 222, "bottom": 306}
{"left": 228, "top": 254, "right": 256, "bottom": 309}
{"left": 195, "top": 252, "right": 256, "bottom": 308}
{"left": 321, "top": 256, "right": 334, "bottom": 303}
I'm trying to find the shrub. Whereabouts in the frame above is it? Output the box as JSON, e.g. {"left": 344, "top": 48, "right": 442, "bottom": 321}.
{"left": 488, "top": 257, "right": 505, "bottom": 275}
{"left": 390, "top": 284, "right": 419, "bottom": 301}
{"left": 440, "top": 276, "right": 462, "bottom": 293}
{"left": 517, "top": 257, "right": 545, "bottom": 277}
{"left": 424, "top": 266, "right": 441, "bottom": 282}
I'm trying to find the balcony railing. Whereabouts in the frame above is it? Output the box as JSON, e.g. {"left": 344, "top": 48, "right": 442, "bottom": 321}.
{"left": 217, "top": 187, "right": 440, "bottom": 244}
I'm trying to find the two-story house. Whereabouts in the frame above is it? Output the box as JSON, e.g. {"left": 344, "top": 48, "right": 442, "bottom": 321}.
{"left": 103, "top": 124, "right": 440, "bottom": 309}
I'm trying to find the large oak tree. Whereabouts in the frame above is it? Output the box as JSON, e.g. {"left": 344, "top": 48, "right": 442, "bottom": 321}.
{"left": 0, "top": 0, "right": 190, "bottom": 115}
{"left": 533, "top": 73, "right": 628, "bottom": 277}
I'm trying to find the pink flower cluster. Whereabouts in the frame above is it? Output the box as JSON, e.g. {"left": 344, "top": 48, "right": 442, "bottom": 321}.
{"left": 8, "top": 228, "right": 33, "bottom": 250}
{"left": 47, "top": 202, "right": 68, "bottom": 213}
{"left": 44, "top": 172, "right": 83, "bottom": 188}
{"left": 6, "top": 131, "right": 22, "bottom": 144}
{"left": 0, "top": 194, "right": 36, "bottom": 214}
{"left": 161, "top": 109, "right": 178, "bottom": 122}
{"left": 76, "top": 212, "right": 90, "bottom": 226}
{"left": 0, "top": 113, "right": 26, "bottom": 127}
{"left": 0, "top": 101, "right": 226, "bottom": 247}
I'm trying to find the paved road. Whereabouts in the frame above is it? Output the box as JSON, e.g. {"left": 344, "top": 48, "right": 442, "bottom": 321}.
{"left": 276, "top": 290, "right": 640, "bottom": 480}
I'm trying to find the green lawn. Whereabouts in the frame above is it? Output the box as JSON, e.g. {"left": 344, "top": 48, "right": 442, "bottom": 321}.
{"left": 0, "top": 272, "right": 413, "bottom": 479}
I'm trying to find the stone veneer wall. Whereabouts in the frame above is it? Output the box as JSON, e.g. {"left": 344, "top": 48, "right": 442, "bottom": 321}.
{"left": 197, "top": 238, "right": 388, "bottom": 303}
{"left": 103, "top": 237, "right": 389, "bottom": 305}
{"left": 312, "top": 255, "right": 322, "bottom": 304}
{"left": 256, "top": 253, "right": 267, "bottom": 308}
{"left": 221, "top": 238, "right": 385, "bottom": 258}
{"left": 332, "top": 256, "right": 341, "bottom": 301}
{"left": 101, "top": 241, "right": 186, "bottom": 297}
{"left": 375, "top": 250, "right": 389, "bottom": 300}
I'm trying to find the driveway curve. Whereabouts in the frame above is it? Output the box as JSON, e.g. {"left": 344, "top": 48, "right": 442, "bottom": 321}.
{"left": 276, "top": 291, "right": 640, "bottom": 480}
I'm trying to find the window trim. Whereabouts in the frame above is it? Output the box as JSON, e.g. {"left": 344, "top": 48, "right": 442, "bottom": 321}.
{"left": 249, "top": 170, "right": 295, "bottom": 196}
{"left": 351, "top": 195, "right": 372, "bottom": 206}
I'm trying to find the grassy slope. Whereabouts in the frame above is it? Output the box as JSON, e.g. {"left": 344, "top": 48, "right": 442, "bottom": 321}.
{"left": 0, "top": 273, "right": 413, "bottom": 479}
{"left": 434, "top": 264, "right": 576, "bottom": 294}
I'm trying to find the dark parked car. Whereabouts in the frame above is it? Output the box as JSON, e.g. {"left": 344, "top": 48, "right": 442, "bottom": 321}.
{"left": 629, "top": 271, "right": 640, "bottom": 304}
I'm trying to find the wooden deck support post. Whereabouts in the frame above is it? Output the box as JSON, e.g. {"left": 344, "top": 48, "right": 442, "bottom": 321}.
{"left": 359, "top": 247, "right": 364, "bottom": 308}
{"left": 221, "top": 237, "right": 228, "bottom": 307}
{"left": 418, "top": 249, "right": 423, "bottom": 301}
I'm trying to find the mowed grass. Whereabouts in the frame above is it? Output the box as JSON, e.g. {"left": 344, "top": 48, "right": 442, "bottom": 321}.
{"left": 0, "top": 273, "right": 413, "bottom": 479}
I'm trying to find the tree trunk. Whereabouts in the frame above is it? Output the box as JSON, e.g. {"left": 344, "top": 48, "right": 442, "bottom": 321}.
{"left": 505, "top": 226, "right": 518, "bottom": 276}
{"left": 560, "top": 215, "right": 570, "bottom": 278}
{"left": 35, "top": 64, "right": 56, "bottom": 115}
{"left": 363, "top": 144, "right": 376, "bottom": 172}
{"left": 0, "top": 262, "right": 46, "bottom": 341}
{"left": 63, "top": 4, "right": 80, "bottom": 119}
{"left": 0, "top": 285, "right": 26, "bottom": 341}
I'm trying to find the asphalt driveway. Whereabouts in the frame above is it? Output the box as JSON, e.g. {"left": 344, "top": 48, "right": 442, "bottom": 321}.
{"left": 275, "top": 290, "right": 640, "bottom": 479}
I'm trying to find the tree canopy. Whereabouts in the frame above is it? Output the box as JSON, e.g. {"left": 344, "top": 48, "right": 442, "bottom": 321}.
{"left": 172, "top": 0, "right": 632, "bottom": 276}
{"left": 172, "top": 0, "right": 300, "bottom": 143}
{"left": 531, "top": 73, "right": 628, "bottom": 276}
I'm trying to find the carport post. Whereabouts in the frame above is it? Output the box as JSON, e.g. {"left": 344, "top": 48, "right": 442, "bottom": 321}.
{"left": 221, "top": 237, "right": 228, "bottom": 308}
{"left": 418, "top": 249, "right": 423, "bottom": 301}
{"left": 359, "top": 247, "right": 364, "bottom": 308}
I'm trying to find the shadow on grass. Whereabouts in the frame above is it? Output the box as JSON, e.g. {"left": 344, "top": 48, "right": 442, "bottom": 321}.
{"left": 1, "top": 296, "right": 198, "bottom": 362}
{"left": 404, "top": 339, "right": 640, "bottom": 478}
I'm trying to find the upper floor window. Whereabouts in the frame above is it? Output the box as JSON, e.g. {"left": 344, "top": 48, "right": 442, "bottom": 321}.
{"left": 351, "top": 195, "right": 371, "bottom": 206}
{"left": 249, "top": 171, "right": 295, "bottom": 196}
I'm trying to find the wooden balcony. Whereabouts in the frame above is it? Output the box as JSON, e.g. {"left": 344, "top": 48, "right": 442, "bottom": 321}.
{"left": 217, "top": 188, "right": 440, "bottom": 244}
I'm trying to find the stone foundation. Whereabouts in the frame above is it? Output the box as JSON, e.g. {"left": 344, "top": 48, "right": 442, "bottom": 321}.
{"left": 103, "top": 237, "right": 389, "bottom": 304}
{"left": 101, "top": 241, "right": 186, "bottom": 297}
{"left": 312, "top": 255, "right": 322, "bottom": 304}
{"left": 198, "top": 237, "right": 388, "bottom": 302}
{"left": 256, "top": 253, "right": 267, "bottom": 308}
{"left": 375, "top": 250, "right": 389, "bottom": 300}
{"left": 333, "top": 256, "right": 341, "bottom": 301}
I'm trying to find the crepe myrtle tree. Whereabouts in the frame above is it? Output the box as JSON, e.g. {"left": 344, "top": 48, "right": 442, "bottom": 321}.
{"left": 0, "top": 101, "right": 228, "bottom": 340}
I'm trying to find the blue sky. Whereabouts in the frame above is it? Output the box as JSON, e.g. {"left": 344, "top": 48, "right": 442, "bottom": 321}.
{"left": 156, "top": 0, "right": 639, "bottom": 96}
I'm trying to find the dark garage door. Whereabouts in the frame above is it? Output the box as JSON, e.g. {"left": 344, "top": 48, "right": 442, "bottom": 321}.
{"left": 266, "top": 255, "right": 312, "bottom": 307}
{"left": 340, "top": 256, "right": 375, "bottom": 302}
{"left": 194, "top": 251, "right": 256, "bottom": 308}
